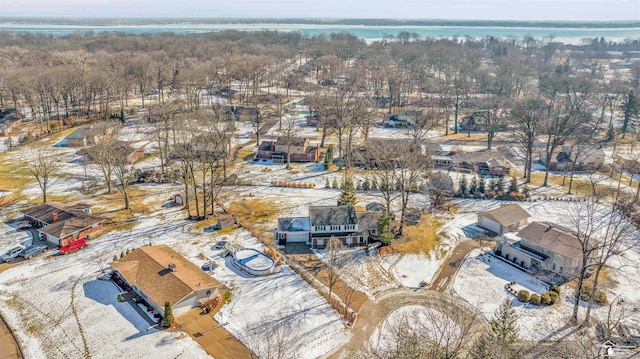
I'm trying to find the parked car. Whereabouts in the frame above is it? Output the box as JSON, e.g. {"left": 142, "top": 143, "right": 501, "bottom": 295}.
{"left": 1, "top": 246, "right": 25, "bottom": 263}
{"left": 22, "top": 244, "right": 48, "bottom": 259}
{"left": 59, "top": 239, "right": 87, "bottom": 255}
{"left": 201, "top": 261, "right": 215, "bottom": 272}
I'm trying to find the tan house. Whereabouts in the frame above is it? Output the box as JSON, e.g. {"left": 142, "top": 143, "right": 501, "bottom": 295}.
{"left": 110, "top": 245, "right": 223, "bottom": 316}
{"left": 477, "top": 203, "right": 531, "bottom": 235}
{"left": 66, "top": 123, "right": 119, "bottom": 147}
{"left": 22, "top": 202, "right": 104, "bottom": 246}
{"left": 496, "top": 221, "right": 594, "bottom": 277}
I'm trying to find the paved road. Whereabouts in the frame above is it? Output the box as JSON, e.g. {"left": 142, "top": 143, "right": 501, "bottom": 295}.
{"left": 325, "top": 289, "right": 488, "bottom": 359}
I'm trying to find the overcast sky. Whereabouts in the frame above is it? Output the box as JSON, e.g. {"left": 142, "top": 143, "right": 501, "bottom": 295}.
{"left": 1, "top": 0, "right": 638, "bottom": 21}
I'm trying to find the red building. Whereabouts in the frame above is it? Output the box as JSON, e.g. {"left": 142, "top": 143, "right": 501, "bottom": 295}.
{"left": 22, "top": 202, "right": 104, "bottom": 247}
{"left": 255, "top": 137, "right": 319, "bottom": 163}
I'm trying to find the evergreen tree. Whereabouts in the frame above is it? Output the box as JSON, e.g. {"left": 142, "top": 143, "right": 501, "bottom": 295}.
{"left": 325, "top": 177, "right": 331, "bottom": 188}
{"left": 469, "top": 332, "right": 493, "bottom": 359}
{"left": 470, "top": 176, "right": 479, "bottom": 195}
{"left": 377, "top": 213, "right": 394, "bottom": 245}
{"left": 339, "top": 178, "right": 357, "bottom": 206}
{"left": 162, "top": 301, "right": 175, "bottom": 327}
{"left": 332, "top": 177, "right": 339, "bottom": 189}
{"left": 489, "top": 178, "right": 499, "bottom": 191}
{"left": 324, "top": 145, "right": 334, "bottom": 169}
{"left": 478, "top": 176, "right": 486, "bottom": 195}
{"left": 509, "top": 176, "right": 518, "bottom": 194}
{"left": 459, "top": 175, "right": 468, "bottom": 195}
{"left": 490, "top": 299, "right": 519, "bottom": 348}
{"left": 498, "top": 175, "right": 506, "bottom": 193}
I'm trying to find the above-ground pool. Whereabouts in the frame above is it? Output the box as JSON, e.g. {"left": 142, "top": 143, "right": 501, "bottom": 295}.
{"left": 233, "top": 248, "right": 275, "bottom": 276}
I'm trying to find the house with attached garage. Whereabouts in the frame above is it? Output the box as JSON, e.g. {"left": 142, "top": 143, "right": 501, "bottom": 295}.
{"left": 495, "top": 221, "right": 596, "bottom": 277}
{"left": 275, "top": 205, "right": 377, "bottom": 248}
{"left": 22, "top": 202, "right": 104, "bottom": 247}
{"left": 477, "top": 203, "right": 531, "bottom": 235}
{"left": 110, "top": 245, "right": 223, "bottom": 316}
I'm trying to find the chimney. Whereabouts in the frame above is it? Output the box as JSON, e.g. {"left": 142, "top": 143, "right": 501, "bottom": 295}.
{"left": 168, "top": 263, "right": 176, "bottom": 272}
{"left": 52, "top": 212, "right": 59, "bottom": 222}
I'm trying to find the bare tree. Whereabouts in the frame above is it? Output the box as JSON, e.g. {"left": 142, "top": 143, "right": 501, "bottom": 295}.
{"left": 511, "top": 98, "right": 546, "bottom": 183}
{"left": 279, "top": 116, "right": 301, "bottom": 170}
{"left": 26, "top": 146, "right": 60, "bottom": 203}
{"left": 110, "top": 141, "right": 135, "bottom": 210}
{"left": 326, "top": 237, "right": 345, "bottom": 301}
{"left": 84, "top": 141, "right": 115, "bottom": 194}
{"left": 244, "top": 312, "right": 303, "bottom": 359}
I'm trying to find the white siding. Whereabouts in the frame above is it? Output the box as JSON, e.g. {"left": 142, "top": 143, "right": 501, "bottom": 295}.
{"left": 479, "top": 217, "right": 501, "bottom": 234}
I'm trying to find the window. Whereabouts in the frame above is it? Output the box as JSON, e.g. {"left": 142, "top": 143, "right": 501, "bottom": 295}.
{"left": 345, "top": 225, "right": 355, "bottom": 230}
{"left": 331, "top": 225, "right": 341, "bottom": 231}
{"left": 206, "top": 290, "right": 211, "bottom": 295}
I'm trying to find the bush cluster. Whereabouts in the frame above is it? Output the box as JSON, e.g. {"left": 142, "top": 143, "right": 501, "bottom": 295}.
{"left": 580, "top": 284, "right": 608, "bottom": 305}
{"left": 271, "top": 181, "right": 315, "bottom": 188}
{"left": 517, "top": 290, "right": 530, "bottom": 302}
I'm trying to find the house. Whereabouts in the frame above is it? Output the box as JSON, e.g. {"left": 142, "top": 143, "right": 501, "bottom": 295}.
{"left": 221, "top": 105, "right": 258, "bottom": 122}
{"left": 0, "top": 109, "right": 22, "bottom": 137}
{"left": 80, "top": 141, "right": 145, "bottom": 164}
{"left": 540, "top": 145, "right": 605, "bottom": 171}
{"left": 459, "top": 111, "right": 491, "bottom": 132}
{"left": 192, "top": 133, "right": 235, "bottom": 158}
{"left": 110, "top": 245, "right": 223, "bottom": 317}
{"left": 275, "top": 205, "right": 373, "bottom": 248}
{"left": 352, "top": 138, "right": 425, "bottom": 168}
{"left": 477, "top": 203, "right": 531, "bottom": 235}
{"left": 66, "top": 123, "right": 119, "bottom": 147}
{"left": 22, "top": 202, "right": 104, "bottom": 246}
{"left": 383, "top": 112, "right": 417, "bottom": 128}
{"left": 433, "top": 150, "right": 511, "bottom": 176}
{"left": 254, "top": 137, "right": 319, "bottom": 163}
{"left": 495, "top": 221, "right": 595, "bottom": 277}
{"left": 0, "top": 190, "right": 13, "bottom": 206}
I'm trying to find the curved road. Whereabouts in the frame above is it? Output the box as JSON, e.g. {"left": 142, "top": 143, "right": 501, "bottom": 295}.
{"left": 325, "top": 289, "right": 488, "bottom": 359}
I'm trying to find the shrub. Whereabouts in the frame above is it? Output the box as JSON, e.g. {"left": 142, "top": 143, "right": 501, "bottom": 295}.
{"left": 113, "top": 255, "right": 118, "bottom": 262}
{"left": 529, "top": 293, "right": 541, "bottom": 305}
{"left": 517, "top": 289, "right": 530, "bottom": 302}
{"left": 548, "top": 291, "right": 559, "bottom": 305}
{"left": 550, "top": 285, "right": 561, "bottom": 296}
{"left": 117, "top": 294, "right": 126, "bottom": 302}
{"left": 223, "top": 291, "right": 232, "bottom": 304}
{"left": 580, "top": 284, "right": 608, "bottom": 305}
{"left": 540, "top": 293, "right": 551, "bottom": 305}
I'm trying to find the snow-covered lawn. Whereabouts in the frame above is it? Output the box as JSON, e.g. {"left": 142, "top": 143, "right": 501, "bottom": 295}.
{"left": 213, "top": 246, "right": 349, "bottom": 359}
{"left": 453, "top": 248, "right": 640, "bottom": 341}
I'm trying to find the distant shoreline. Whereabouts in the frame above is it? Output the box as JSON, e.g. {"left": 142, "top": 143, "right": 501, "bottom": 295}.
{"left": 1, "top": 17, "right": 640, "bottom": 29}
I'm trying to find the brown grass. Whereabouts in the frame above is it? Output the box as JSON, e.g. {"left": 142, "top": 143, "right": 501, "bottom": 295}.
{"left": 444, "top": 133, "right": 487, "bottom": 141}
{"left": 393, "top": 215, "right": 443, "bottom": 255}
{"left": 228, "top": 199, "right": 277, "bottom": 223}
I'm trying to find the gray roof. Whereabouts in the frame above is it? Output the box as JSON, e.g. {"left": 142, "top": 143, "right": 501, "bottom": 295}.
{"left": 356, "top": 211, "right": 382, "bottom": 233}
{"left": 479, "top": 204, "right": 531, "bottom": 226}
{"left": 309, "top": 206, "right": 357, "bottom": 226}
{"left": 66, "top": 126, "right": 89, "bottom": 139}
{"left": 517, "top": 221, "right": 592, "bottom": 260}
{"left": 278, "top": 217, "right": 311, "bottom": 232}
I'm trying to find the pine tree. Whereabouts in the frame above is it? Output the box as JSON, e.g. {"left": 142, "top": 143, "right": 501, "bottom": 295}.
{"left": 332, "top": 177, "right": 339, "bottom": 189}
{"left": 459, "top": 175, "right": 468, "bottom": 195}
{"left": 478, "top": 176, "right": 486, "bottom": 195}
{"left": 163, "top": 301, "right": 175, "bottom": 327}
{"left": 470, "top": 176, "right": 479, "bottom": 195}
{"left": 377, "top": 213, "right": 394, "bottom": 245}
{"left": 324, "top": 145, "right": 334, "bottom": 169}
{"left": 469, "top": 332, "right": 493, "bottom": 359}
{"left": 325, "top": 178, "right": 331, "bottom": 188}
{"left": 339, "top": 178, "right": 356, "bottom": 206}
{"left": 509, "top": 176, "right": 518, "bottom": 194}
{"left": 490, "top": 298, "right": 519, "bottom": 348}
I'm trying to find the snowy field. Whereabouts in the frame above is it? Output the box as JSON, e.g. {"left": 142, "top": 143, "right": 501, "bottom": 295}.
{"left": 0, "top": 187, "right": 350, "bottom": 358}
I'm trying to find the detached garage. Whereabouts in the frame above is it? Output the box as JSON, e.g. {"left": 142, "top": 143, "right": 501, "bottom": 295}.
{"left": 276, "top": 217, "right": 311, "bottom": 245}
{"left": 477, "top": 203, "right": 531, "bottom": 235}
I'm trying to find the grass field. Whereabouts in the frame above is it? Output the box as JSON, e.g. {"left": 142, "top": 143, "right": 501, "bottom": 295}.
{"left": 393, "top": 216, "right": 443, "bottom": 255}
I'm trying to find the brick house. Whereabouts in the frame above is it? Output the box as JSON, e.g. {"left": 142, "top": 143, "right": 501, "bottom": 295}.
{"left": 255, "top": 137, "right": 319, "bottom": 163}
{"left": 540, "top": 145, "right": 605, "bottom": 171}
{"left": 110, "top": 245, "right": 223, "bottom": 316}
{"left": 433, "top": 150, "right": 511, "bottom": 176}
{"left": 66, "top": 123, "right": 119, "bottom": 147}
{"left": 22, "top": 202, "right": 104, "bottom": 246}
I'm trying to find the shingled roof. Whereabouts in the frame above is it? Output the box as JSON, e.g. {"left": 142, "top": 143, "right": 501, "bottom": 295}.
{"left": 517, "top": 222, "right": 592, "bottom": 260}
{"left": 110, "top": 245, "right": 221, "bottom": 309}
{"left": 309, "top": 205, "right": 357, "bottom": 226}
{"left": 22, "top": 202, "right": 103, "bottom": 239}
{"left": 479, "top": 204, "right": 531, "bottom": 227}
